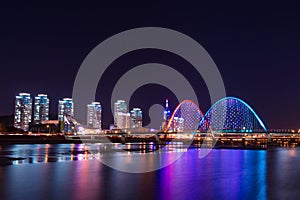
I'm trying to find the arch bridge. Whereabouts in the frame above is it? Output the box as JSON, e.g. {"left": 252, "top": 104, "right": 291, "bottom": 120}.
{"left": 166, "top": 97, "right": 267, "bottom": 134}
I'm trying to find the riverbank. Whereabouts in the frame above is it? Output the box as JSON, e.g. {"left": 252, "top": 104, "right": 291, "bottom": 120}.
{"left": 0, "top": 134, "right": 299, "bottom": 149}
{"left": 0, "top": 134, "right": 81, "bottom": 144}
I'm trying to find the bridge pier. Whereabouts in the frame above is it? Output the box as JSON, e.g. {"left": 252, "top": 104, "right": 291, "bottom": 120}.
{"left": 121, "top": 135, "right": 126, "bottom": 144}
{"left": 154, "top": 133, "right": 161, "bottom": 144}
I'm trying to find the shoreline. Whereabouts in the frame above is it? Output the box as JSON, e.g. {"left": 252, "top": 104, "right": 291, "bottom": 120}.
{"left": 0, "top": 134, "right": 81, "bottom": 144}
{"left": 0, "top": 134, "right": 299, "bottom": 149}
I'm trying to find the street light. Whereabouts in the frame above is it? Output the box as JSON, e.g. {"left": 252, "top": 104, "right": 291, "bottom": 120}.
{"left": 46, "top": 125, "right": 50, "bottom": 134}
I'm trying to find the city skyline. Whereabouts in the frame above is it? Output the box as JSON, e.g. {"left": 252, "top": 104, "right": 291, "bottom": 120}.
{"left": 1, "top": 3, "right": 300, "bottom": 200}
{"left": 0, "top": 4, "right": 300, "bottom": 130}
{"left": 9, "top": 92, "right": 285, "bottom": 133}
{"left": 11, "top": 93, "right": 146, "bottom": 131}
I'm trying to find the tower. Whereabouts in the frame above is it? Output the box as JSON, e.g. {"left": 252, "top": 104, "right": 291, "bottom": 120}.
{"left": 162, "top": 99, "right": 171, "bottom": 131}
{"left": 33, "top": 94, "right": 49, "bottom": 124}
{"left": 130, "top": 108, "right": 142, "bottom": 128}
{"left": 116, "top": 112, "right": 131, "bottom": 129}
{"left": 87, "top": 102, "right": 102, "bottom": 129}
{"left": 58, "top": 98, "right": 74, "bottom": 133}
{"left": 114, "top": 100, "right": 128, "bottom": 128}
{"left": 14, "top": 93, "right": 32, "bottom": 131}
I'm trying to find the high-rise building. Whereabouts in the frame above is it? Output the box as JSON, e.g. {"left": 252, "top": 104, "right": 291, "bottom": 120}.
{"left": 116, "top": 112, "right": 131, "bottom": 129}
{"left": 58, "top": 98, "right": 74, "bottom": 133}
{"left": 173, "top": 117, "right": 184, "bottom": 132}
{"left": 130, "top": 108, "right": 142, "bottom": 128}
{"left": 162, "top": 99, "right": 171, "bottom": 130}
{"left": 87, "top": 102, "right": 102, "bottom": 129}
{"left": 14, "top": 93, "right": 32, "bottom": 131}
{"left": 33, "top": 94, "right": 49, "bottom": 124}
{"left": 114, "top": 100, "right": 128, "bottom": 127}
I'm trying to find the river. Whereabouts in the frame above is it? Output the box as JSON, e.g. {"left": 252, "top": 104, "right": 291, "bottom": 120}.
{"left": 0, "top": 144, "right": 299, "bottom": 200}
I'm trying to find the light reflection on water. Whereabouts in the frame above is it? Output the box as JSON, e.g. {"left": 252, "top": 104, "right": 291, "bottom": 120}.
{"left": 0, "top": 143, "right": 189, "bottom": 165}
{"left": 0, "top": 144, "right": 92, "bottom": 165}
{"left": 0, "top": 144, "right": 300, "bottom": 199}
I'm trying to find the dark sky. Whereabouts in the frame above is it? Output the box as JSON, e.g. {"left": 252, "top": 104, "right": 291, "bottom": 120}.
{"left": 0, "top": 2, "right": 299, "bottom": 129}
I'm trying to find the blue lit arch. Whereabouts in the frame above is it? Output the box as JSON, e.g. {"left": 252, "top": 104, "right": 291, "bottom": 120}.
{"left": 198, "top": 97, "right": 267, "bottom": 132}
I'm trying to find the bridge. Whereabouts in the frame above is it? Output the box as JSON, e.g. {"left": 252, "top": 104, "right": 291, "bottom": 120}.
{"left": 62, "top": 97, "right": 300, "bottom": 148}
{"left": 165, "top": 97, "right": 267, "bottom": 134}
{"left": 63, "top": 96, "right": 267, "bottom": 136}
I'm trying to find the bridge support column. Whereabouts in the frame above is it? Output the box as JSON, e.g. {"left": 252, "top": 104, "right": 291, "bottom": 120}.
{"left": 154, "top": 133, "right": 161, "bottom": 144}
{"left": 121, "top": 135, "right": 126, "bottom": 144}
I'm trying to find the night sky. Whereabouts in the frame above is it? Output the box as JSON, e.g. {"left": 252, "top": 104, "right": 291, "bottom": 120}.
{"left": 0, "top": 2, "right": 299, "bottom": 129}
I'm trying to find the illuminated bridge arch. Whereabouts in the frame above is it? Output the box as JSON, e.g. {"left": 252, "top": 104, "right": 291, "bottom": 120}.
{"left": 198, "top": 97, "right": 267, "bottom": 133}
{"left": 166, "top": 100, "right": 204, "bottom": 132}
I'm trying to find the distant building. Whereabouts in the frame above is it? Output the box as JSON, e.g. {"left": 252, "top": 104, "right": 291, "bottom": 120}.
{"left": 87, "top": 102, "right": 102, "bottom": 129}
{"left": 172, "top": 117, "right": 184, "bottom": 132}
{"left": 58, "top": 98, "right": 74, "bottom": 133}
{"left": 33, "top": 94, "right": 49, "bottom": 124}
{"left": 162, "top": 99, "right": 171, "bottom": 131}
{"left": 30, "top": 120, "right": 60, "bottom": 133}
{"left": 14, "top": 93, "right": 32, "bottom": 131}
{"left": 114, "top": 100, "right": 128, "bottom": 128}
{"left": 41, "top": 120, "right": 59, "bottom": 124}
{"left": 116, "top": 112, "right": 131, "bottom": 129}
{"left": 130, "top": 108, "right": 142, "bottom": 128}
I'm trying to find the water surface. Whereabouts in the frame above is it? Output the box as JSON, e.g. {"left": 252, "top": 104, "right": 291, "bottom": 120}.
{"left": 0, "top": 144, "right": 299, "bottom": 200}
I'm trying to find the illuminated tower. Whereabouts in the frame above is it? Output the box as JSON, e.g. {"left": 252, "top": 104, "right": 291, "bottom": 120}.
{"left": 58, "top": 98, "right": 74, "bottom": 133}
{"left": 114, "top": 100, "right": 128, "bottom": 128}
{"left": 130, "top": 108, "right": 142, "bottom": 128}
{"left": 87, "top": 102, "right": 102, "bottom": 129}
{"left": 162, "top": 99, "right": 171, "bottom": 131}
{"left": 33, "top": 94, "right": 49, "bottom": 124}
{"left": 14, "top": 93, "right": 32, "bottom": 131}
{"left": 173, "top": 117, "right": 184, "bottom": 132}
{"left": 116, "top": 112, "right": 131, "bottom": 129}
